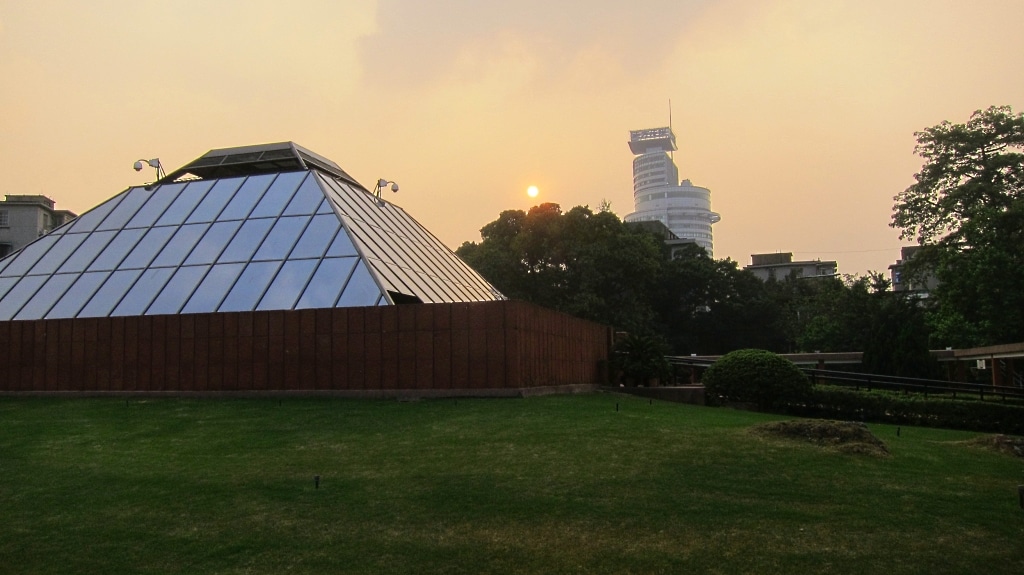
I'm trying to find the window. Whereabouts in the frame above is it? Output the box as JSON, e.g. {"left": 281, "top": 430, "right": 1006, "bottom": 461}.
{"left": 0, "top": 210, "right": 8, "bottom": 228}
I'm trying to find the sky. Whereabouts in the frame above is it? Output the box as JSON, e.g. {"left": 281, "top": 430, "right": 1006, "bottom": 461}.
{"left": 1, "top": 0, "right": 1023, "bottom": 277}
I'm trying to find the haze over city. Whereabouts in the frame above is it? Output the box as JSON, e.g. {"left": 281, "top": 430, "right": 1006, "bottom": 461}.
{"left": 2, "top": 0, "right": 1022, "bottom": 276}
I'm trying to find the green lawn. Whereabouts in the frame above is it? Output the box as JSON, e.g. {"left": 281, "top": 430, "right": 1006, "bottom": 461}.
{"left": 0, "top": 394, "right": 1021, "bottom": 574}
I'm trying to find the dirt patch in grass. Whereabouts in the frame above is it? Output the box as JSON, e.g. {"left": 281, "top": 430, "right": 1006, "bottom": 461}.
{"left": 750, "top": 419, "right": 889, "bottom": 457}
{"left": 965, "top": 434, "right": 1024, "bottom": 459}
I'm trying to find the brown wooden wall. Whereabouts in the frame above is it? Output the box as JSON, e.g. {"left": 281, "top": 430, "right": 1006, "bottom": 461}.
{"left": 0, "top": 301, "right": 612, "bottom": 393}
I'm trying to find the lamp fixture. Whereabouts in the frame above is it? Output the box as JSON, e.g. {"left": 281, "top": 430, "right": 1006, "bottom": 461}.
{"left": 373, "top": 178, "right": 399, "bottom": 207}
{"left": 133, "top": 158, "right": 165, "bottom": 181}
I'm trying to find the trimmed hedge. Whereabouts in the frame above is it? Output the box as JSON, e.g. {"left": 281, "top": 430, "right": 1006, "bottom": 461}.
{"left": 781, "top": 386, "right": 1024, "bottom": 436}
{"left": 702, "top": 349, "right": 811, "bottom": 410}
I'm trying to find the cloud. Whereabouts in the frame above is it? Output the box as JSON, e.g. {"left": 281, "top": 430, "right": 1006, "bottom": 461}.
{"left": 357, "top": 0, "right": 713, "bottom": 90}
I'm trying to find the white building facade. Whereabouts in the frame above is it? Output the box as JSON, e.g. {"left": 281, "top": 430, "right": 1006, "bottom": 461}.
{"left": 623, "top": 127, "right": 720, "bottom": 257}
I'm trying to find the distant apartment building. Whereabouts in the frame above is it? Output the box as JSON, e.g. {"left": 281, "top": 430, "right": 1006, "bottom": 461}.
{"left": 0, "top": 195, "right": 77, "bottom": 258}
{"left": 745, "top": 253, "right": 837, "bottom": 281}
{"left": 623, "top": 126, "right": 720, "bottom": 257}
{"left": 888, "top": 246, "right": 938, "bottom": 296}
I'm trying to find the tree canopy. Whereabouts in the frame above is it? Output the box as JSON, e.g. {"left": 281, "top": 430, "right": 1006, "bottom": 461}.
{"left": 891, "top": 106, "right": 1024, "bottom": 346}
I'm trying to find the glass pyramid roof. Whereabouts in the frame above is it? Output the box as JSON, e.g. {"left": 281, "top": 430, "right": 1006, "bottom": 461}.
{"left": 0, "top": 142, "right": 502, "bottom": 321}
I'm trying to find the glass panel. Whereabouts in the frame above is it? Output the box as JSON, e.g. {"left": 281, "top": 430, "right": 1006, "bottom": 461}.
{"left": 0, "top": 276, "right": 47, "bottom": 320}
{"left": 67, "top": 192, "right": 125, "bottom": 233}
{"left": 185, "top": 177, "right": 244, "bottom": 223}
{"left": 295, "top": 257, "right": 357, "bottom": 309}
{"left": 290, "top": 214, "right": 340, "bottom": 259}
{"left": 183, "top": 221, "right": 241, "bottom": 265}
{"left": 217, "top": 174, "right": 275, "bottom": 221}
{"left": 120, "top": 226, "right": 176, "bottom": 269}
{"left": 125, "top": 182, "right": 185, "bottom": 228}
{"left": 76, "top": 269, "right": 143, "bottom": 318}
{"left": 56, "top": 230, "right": 116, "bottom": 274}
{"left": 111, "top": 267, "right": 174, "bottom": 316}
{"left": 326, "top": 227, "right": 359, "bottom": 257}
{"left": 0, "top": 277, "right": 18, "bottom": 300}
{"left": 218, "top": 218, "right": 273, "bottom": 263}
{"left": 337, "top": 260, "right": 382, "bottom": 307}
{"left": 316, "top": 197, "right": 333, "bottom": 214}
{"left": 252, "top": 216, "right": 309, "bottom": 261}
{"left": 0, "top": 235, "right": 59, "bottom": 277}
{"left": 151, "top": 223, "right": 210, "bottom": 267}
{"left": 146, "top": 266, "right": 209, "bottom": 315}
{"left": 250, "top": 172, "right": 307, "bottom": 218}
{"left": 156, "top": 180, "right": 214, "bottom": 226}
{"left": 97, "top": 187, "right": 151, "bottom": 231}
{"left": 218, "top": 261, "right": 281, "bottom": 312}
{"left": 256, "top": 259, "right": 317, "bottom": 311}
{"left": 13, "top": 273, "right": 78, "bottom": 320}
{"left": 87, "top": 228, "right": 147, "bottom": 271}
{"left": 282, "top": 175, "right": 324, "bottom": 216}
{"left": 27, "top": 233, "right": 88, "bottom": 275}
{"left": 45, "top": 272, "right": 111, "bottom": 319}
{"left": 180, "top": 263, "right": 245, "bottom": 314}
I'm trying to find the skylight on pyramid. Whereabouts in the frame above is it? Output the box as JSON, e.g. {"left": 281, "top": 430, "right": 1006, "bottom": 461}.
{"left": 0, "top": 142, "right": 502, "bottom": 320}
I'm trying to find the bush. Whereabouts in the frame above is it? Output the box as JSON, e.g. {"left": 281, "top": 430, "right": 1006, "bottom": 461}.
{"left": 781, "top": 385, "right": 1024, "bottom": 435}
{"left": 614, "top": 334, "right": 670, "bottom": 386}
{"left": 702, "top": 349, "right": 811, "bottom": 409}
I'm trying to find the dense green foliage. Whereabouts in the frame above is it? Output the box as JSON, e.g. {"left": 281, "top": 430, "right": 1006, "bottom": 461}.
{"left": 613, "top": 333, "right": 670, "bottom": 386}
{"left": 701, "top": 349, "right": 811, "bottom": 409}
{"left": 2, "top": 396, "right": 1023, "bottom": 574}
{"left": 784, "top": 386, "right": 1024, "bottom": 435}
{"left": 892, "top": 105, "right": 1024, "bottom": 347}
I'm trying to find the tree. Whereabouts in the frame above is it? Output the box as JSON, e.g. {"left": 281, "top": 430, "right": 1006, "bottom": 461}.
{"left": 891, "top": 106, "right": 1024, "bottom": 346}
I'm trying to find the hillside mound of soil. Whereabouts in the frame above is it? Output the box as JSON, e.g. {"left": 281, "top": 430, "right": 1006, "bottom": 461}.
{"left": 966, "top": 434, "right": 1024, "bottom": 458}
{"left": 750, "top": 419, "right": 889, "bottom": 457}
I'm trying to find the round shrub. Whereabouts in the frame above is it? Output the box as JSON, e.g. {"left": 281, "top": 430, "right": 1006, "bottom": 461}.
{"left": 702, "top": 349, "right": 811, "bottom": 410}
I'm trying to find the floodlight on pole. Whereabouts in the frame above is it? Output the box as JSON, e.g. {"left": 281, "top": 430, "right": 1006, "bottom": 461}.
{"left": 133, "top": 158, "right": 165, "bottom": 181}
{"left": 373, "top": 178, "right": 399, "bottom": 207}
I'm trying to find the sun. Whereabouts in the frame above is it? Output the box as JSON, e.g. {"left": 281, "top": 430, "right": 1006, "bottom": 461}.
{"left": 527, "top": 185, "right": 539, "bottom": 198}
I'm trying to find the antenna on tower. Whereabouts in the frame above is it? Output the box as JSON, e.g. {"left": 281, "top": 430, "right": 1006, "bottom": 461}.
{"left": 669, "top": 98, "right": 674, "bottom": 160}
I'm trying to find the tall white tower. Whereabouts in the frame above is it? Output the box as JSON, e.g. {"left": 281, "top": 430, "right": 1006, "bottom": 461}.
{"left": 623, "top": 127, "right": 720, "bottom": 257}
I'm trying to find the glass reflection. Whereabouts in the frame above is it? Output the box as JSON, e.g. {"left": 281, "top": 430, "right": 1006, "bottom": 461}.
{"left": 181, "top": 263, "right": 244, "bottom": 314}
{"left": 250, "top": 172, "right": 307, "bottom": 218}
{"left": 151, "top": 224, "right": 210, "bottom": 267}
{"left": 46, "top": 273, "right": 112, "bottom": 319}
{"left": 282, "top": 176, "right": 324, "bottom": 216}
{"left": 97, "top": 187, "right": 151, "bottom": 231}
{"left": 326, "top": 227, "right": 358, "bottom": 257}
{"left": 289, "top": 214, "right": 340, "bottom": 259}
{"left": 0, "top": 276, "right": 47, "bottom": 320}
{"left": 120, "top": 226, "right": 175, "bottom": 269}
{"left": 87, "top": 228, "right": 147, "bottom": 271}
{"left": 336, "top": 260, "right": 382, "bottom": 307}
{"left": 111, "top": 267, "right": 173, "bottom": 316}
{"left": 156, "top": 180, "right": 214, "bottom": 226}
{"left": 217, "top": 174, "right": 275, "bottom": 221}
{"left": 252, "top": 216, "right": 309, "bottom": 261}
{"left": 27, "top": 233, "right": 88, "bottom": 275}
{"left": 67, "top": 191, "right": 126, "bottom": 234}
{"left": 56, "top": 231, "right": 115, "bottom": 274}
{"left": 218, "top": 261, "right": 281, "bottom": 312}
{"left": 146, "top": 266, "right": 209, "bottom": 315}
{"left": 218, "top": 218, "right": 273, "bottom": 263}
{"left": 185, "top": 177, "right": 244, "bottom": 223}
{"left": 295, "top": 257, "right": 356, "bottom": 309}
{"left": 183, "top": 221, "right": 241, "bottom": 265}
{"left": 0, "top": 234, "right": 59, "bottom": 277}
{"left": 256, "top": 259, "right": 317, "bottom": 310}
{"left": 77, "top": 269, "right": 143, "bottom": 318}
{"left": 14, "top": 274, "right": 77, "bottom": 320}
{"left": 125, "top": 183, "right": 185, "bottom": 228}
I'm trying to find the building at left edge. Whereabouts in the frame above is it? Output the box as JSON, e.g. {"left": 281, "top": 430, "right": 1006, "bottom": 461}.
{"left": 0, "top": 142, "right": 612, "bottom": 395}
{"left": 0, "top": 195, "right": 77, "bottom": 259}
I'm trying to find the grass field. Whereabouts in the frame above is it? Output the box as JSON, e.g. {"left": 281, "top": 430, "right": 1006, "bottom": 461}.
{"left": 1, "top": 394, "right": 1022, "bottom": 574}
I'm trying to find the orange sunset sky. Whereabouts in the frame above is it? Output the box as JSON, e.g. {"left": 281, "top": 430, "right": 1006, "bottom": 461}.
{"left": 1, "top": 0, "right": 1023, "bottom": 276}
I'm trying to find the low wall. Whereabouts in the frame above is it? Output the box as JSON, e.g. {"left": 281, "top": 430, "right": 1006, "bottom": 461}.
{"left": 0, "top": 301, "right": 613, "bottom": 394}
{"left": 605, "top": 385, "right": 706, "bottom": 406}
